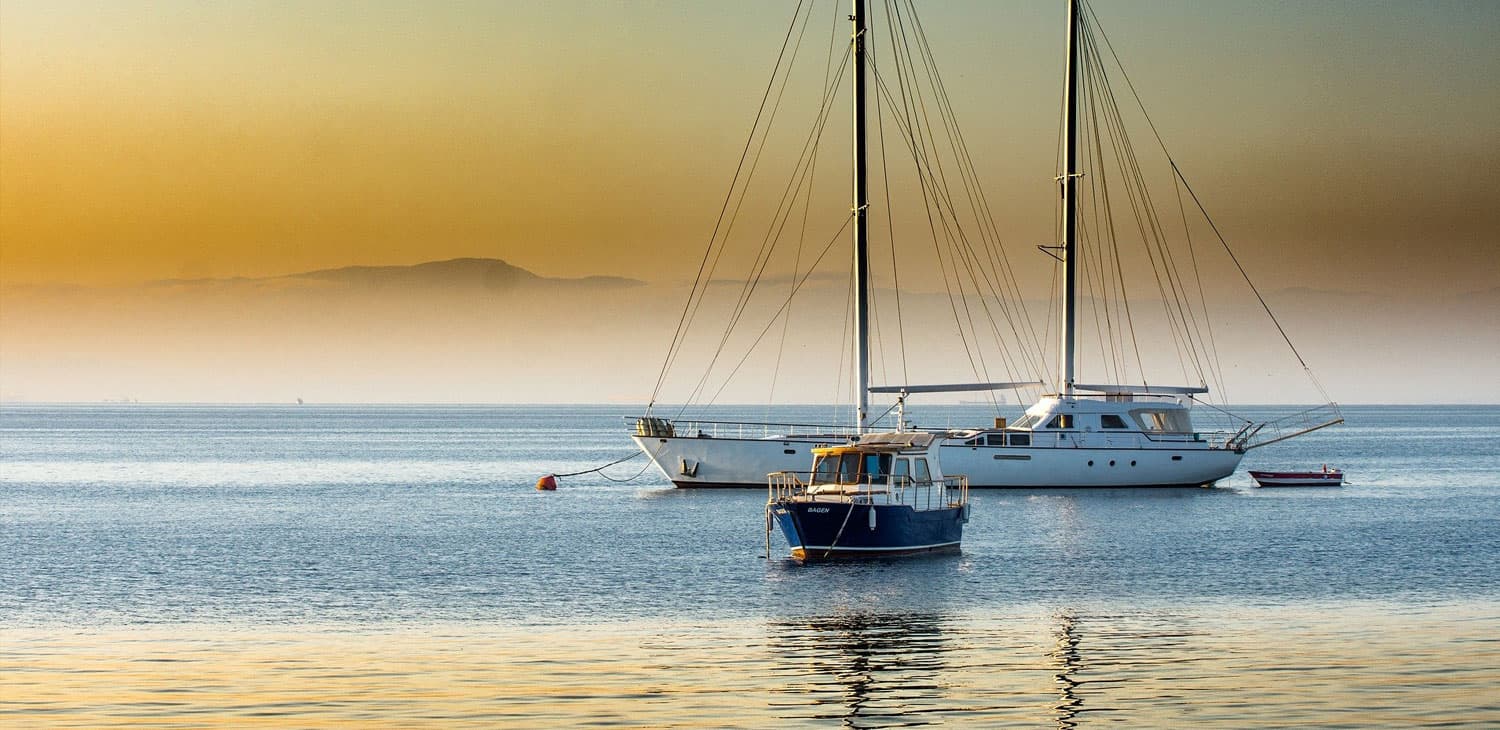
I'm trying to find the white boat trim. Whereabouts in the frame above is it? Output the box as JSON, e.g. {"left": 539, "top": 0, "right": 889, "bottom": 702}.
{"left": 793, "top": 541, "right": 961, "bottom": 553}
{"left": 868, "top": 381, "right": 1043, "bottom": 394}
{"left": 1072, "top": 383, "right": 1210, "bottom": 395}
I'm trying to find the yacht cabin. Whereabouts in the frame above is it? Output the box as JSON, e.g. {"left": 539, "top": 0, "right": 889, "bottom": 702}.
{"left": 951, "top": 394, "right": 1212, "bottom": 449}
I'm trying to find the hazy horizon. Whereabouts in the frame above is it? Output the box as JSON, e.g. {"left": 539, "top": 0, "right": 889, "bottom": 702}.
{"left": 3, "top": 256, "right": 1496, "bottom": 406}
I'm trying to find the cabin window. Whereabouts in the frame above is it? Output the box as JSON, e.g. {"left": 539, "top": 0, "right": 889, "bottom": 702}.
{"left": 986, "top": 434, "right": 1006, "bottom": 446}
{"left": 864, "top": 453, "right": 891, "bottom": 482}
{"left": 1046, "top": 414, "right": 1074, "bottom": 429}
{"left": 1100, "top": 414, "right": 1128, "bottom": 429}
{"left": 914, "top": 458, "right": 932, "bottom": 484}
{"left": 965, "top": 437, "right": 982, "bottom": 446}
{"left": 1132, "top": 409, "right": 1190, "bottom": 433}
{"left": 1008, "top": 433, "right": 1031, "bottom": 446}
{"left": 813, "top": 456, "right": 838, "bottom": 484}
{"left": 893, "top": 458, "right": 911, "bottom": 485}
{"left": 838, "top": 454, "right": 861, "bottom": 483}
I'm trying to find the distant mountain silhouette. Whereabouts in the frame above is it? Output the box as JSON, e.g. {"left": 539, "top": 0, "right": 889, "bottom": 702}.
{"left": 151, "top": 258, "right": 644, "bottom": 291}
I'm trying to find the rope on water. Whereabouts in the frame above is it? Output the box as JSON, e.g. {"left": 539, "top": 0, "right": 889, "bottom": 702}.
{"left": 596, "top": 459, "right": 655, "bottom": 483}
{"left": 552, "top": 451, "right": 644, "bottom": 479}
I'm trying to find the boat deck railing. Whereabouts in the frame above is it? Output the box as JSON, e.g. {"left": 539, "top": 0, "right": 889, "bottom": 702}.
{"left": 639, "top": 416, "right": 1243, "bottom": 450}
{"left": 636, "top": 417, "right": 862, "bottom": 440}
{"left": 1141, "top": 430, "right": 1236, "bottom": 449}
{"left": 768, "top": 472, "right": 968, "bottom": 511}
{"left": 1234, "top": 403, "right": 1345, "bottom": 451}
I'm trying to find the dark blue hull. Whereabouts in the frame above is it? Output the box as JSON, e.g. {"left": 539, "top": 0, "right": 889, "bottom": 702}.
{"left": 770, "top": 500, "right": 968, "bottom": 561}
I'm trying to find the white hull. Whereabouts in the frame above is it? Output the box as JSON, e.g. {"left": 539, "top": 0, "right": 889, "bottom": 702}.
{"left": 938, "top": 442, "right": 1241, "bottom": 488}
{"left": 633, "top": 433, "right": 1242, "bottom": 489}
{"left": 633, "top": 433, "right": 834, "bottom": 489}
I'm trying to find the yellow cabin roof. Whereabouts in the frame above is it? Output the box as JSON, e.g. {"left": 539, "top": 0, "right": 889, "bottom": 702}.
{"left": 811, "top": 431, "right": 936, "bottom": 457}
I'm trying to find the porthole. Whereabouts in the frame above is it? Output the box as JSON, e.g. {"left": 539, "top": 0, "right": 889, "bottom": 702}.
{"left": 1087, "top": 460, "right": 1094, "bottom": 467}
{"left": 1109, "top": 460, "right": 1116, "bottom": 466}
{"left": 1130, "top": 460, "right": 1137, "bottom": 466}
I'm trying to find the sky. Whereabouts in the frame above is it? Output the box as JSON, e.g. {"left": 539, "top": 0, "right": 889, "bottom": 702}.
{"left": 1, "top": 1, "right": 1498, "bottom": 404}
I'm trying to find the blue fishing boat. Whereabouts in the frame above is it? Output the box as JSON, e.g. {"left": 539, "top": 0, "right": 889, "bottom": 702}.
{"left": 766, "top": 432, "right": 969, "bottom": 562}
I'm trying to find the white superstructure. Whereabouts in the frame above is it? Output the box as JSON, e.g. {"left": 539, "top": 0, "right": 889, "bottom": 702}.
{"left": 635, "top": 390, "right": 1248, "bottom": 489}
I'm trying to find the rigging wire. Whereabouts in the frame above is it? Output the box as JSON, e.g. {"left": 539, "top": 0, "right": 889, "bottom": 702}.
{"left": 887, "top": 0, "right": 1031, "bottom": 393}
{"left": 881, "top": 0, "right": 991, "bottom": 390}
{"left": 648, "top": 0, "right": 814, "bottom": 410}
{"left": 1077, "top": 20, "right": 1165, "bottom": 387}
{"left": 834, "top": 214, "right": 857, "bottom": 423}
{"left": 683, "top": 3, "right": 839, "bottom": 411}
{"left": 1173, "top": 171, "right": 1230, "bottom": 401}
{"left": 705, "top": 214, "right": 858, "bottom": 410}
{"left": 1081, "top": 21, "right": 1198, "bottom": 387}
{"left": 768, "top": 0, "right": 846, "bottom": 416}
{"left": 1078, "top": 65, "right": 1126, "bottom": 385}
{"left": 865, "top": 60, "right": 1036, "bottom": 393}
{"left": 873, "top": 0, "right": 911, "bottom": 389}
{"left": 882, "top": 0, "right": 1021, "bottom": 402}
{"left": 671, "top": 0, "right": 1284, "bottom": 418}
{"left": 1175, "top": 162, "right": 1335, "bottom": 403}
{"left": 1081, "top": 0, "right": 1332, "bottom": 403}
{"left": 903, "top": 0, "right": 1052, "bottom": 382}
{"left": 684, "top": 33, "right": 853, "bottom": 413}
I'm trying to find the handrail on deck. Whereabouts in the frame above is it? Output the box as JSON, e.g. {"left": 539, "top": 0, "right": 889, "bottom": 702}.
{"left": 1236, "top": 403, "right": 1344, "bottom": 451}
{"left": 768, "top": 471, "right": 967, "bottom": 511}
{"left": 640, "top": 416, "right": 862, "bottom": 441}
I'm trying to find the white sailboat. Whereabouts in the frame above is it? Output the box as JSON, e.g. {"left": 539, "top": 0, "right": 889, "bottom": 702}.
{"left": 632, "top": 0, "right": 1340, "bottom": 488}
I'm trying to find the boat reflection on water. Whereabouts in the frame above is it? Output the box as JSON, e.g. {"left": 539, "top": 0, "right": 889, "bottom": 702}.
{"left": 761, "top": 607, "right": 1172, "bottom": 728}
{"left": 767, "top": 611, "right": 951, "bottom": 727}
{"left": 1051, "top": 611, "right": 1083, "bottom": 730}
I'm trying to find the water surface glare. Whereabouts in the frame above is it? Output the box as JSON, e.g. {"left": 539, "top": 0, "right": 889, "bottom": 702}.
{"left": 2, "top": 404, "right": 1498, "bottom": 726}
{"left": 4, "top": 606, "right": 1496, "bottom": 728}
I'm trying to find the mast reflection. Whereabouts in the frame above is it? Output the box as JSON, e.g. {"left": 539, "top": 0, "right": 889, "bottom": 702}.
{"left": 768, "top": 611, "right": 949, "bottom": 728}
{"left": 1051, "top": 610, "right": 1083, "bottom": 729}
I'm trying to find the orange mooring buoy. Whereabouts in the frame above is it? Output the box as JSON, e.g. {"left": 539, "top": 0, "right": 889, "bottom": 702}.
{"left": 536, "top": 474, "right": 558, "bottom": 491}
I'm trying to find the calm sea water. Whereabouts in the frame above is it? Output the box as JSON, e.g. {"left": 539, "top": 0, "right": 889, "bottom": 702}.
{"left": 3, "top": 403, "right": 1498, "bottom": 727}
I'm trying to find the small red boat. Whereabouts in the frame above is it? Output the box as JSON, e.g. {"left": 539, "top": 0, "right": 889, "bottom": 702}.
{"left": 1249, "top": 466, "right": 1343, "bottom": 487}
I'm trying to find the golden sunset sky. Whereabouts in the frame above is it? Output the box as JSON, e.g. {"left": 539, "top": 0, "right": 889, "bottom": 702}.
{"left": 4, "top": 0, "right": 1497, "bottom": 290}
{"left": 2, "top": 1, "right": 1497, "bottom": 404}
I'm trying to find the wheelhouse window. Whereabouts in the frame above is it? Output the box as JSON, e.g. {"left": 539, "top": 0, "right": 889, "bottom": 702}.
{"left": 1011, "top": 414, "right": 1039, "bottom": 429}
{"left": 812, "top": 456, "right": 838, "bottom": 484}
{"left": 892, "top": 458, "right": 911, "bottom": 484}
{"left": 914, "top": 458, "right": 932, "bottom": 483}
{"left": 1045, "top": 414, "right": 1074, "bottom": 429}
{"left": 1100, "top": 414, "right": 1128, "bottom": 429}
{"left": 838, "top": 454, "right": 861, "bottom": 483}
{"left": 864, "top": 453, "right": 891, "bottom": 482}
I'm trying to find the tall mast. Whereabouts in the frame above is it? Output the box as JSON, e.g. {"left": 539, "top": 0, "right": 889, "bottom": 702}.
{"left": 1061, "top": 0, "right": 1079, "bottom": 397}
{"left": 852, "top": 0, "right": 871, "bottom": 432}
